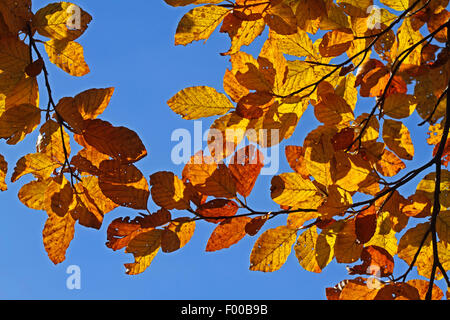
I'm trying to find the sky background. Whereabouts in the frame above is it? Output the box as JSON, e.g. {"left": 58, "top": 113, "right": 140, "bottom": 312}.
{"left": 0, "top": 0, "right": 445, "bottom": 300}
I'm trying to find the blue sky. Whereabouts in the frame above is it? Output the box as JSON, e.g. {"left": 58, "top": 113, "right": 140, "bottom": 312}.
{"left": 0, "top": 0, "right": 444, "bottom": 299}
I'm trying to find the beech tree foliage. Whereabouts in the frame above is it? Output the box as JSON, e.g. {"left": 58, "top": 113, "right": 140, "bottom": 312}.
{"left": 1, "top": 0, "right": 450, "bottom": 300}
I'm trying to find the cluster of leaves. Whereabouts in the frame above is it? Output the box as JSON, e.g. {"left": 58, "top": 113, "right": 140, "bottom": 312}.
{"left": 152, "top": 0, "right": 450, "bottom": 300}
{"left": 1, "top": 0, "right": 450, "bottom": 300}
{"left": 0, "top": 1, "right": 148, "bottom": 264}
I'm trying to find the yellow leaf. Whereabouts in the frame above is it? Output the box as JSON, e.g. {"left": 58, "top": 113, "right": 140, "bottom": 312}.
{"left": 339, "top": 277, "right": 381, "bottom": 300}
{"left": 332, "top": 151, "right": 378, "bottom": 193}
{"left": 269, "top": 28, "right": 316, "bottom": 58}
{"left": 43, "top": 210, "right": 76, "bottom": 264}
{"left": 175, "top": 5, "right": 229, "bottom": 46}
{"left": 392, "top": 17, "right": 423, "bottom": 66}
{"left": 380, "top": 0, "right": 412, "bottom": 11}
{"left": 149, "top": 171, "right": 190, "bottom": 210}
{"left": 397, "top": 222, "right": 446, "bottom": 280}
{"left": 295, "top": 225, "right": 333, "bottom": 273}
{"left": 0, "top": 37, "right": 29, "bottom": 97}
{"left": 72, "top": 176, "right": 118, "bottom": 229}
{"left": 303, "top": 126, "right": 337, "bottom": 187}
{"left": 207, "top": 112, "right": 250, "bottom": 160}
{"left": 0, "top": 154, "right": 7, "bottom": 191}
{"left": 270, "top": 172, "right": 323, "bottom": 209}
{"left": 37, "top": 120, "right": 70, "bottom": 164}
{"left": 55, "top": 87, "right": 114, "bottom": 133}
{"left": 125, "top": 229, "right": 162, "bottom": 275}
{"left": 33, "top": 2, "right": 92, "bottom": 41}
{"left": 45, "top": 39, "right": 90, "bottom": 77}
{"left": 416, "top": 170, "right": 450, "bottom": 209}
{"left": 18, "top": 179, "right": 49, "bottom": 210}
{"left": 167, "top": 86, "right": 234, "bottom": 120}
{"left": 382, "top": 119, "right": 414, "bottom": 160}
{"left": 365, "top": 211, "right": 398, "bottom": 256}
{"left": 249, "top": 225, "right": 297, "bottom": 272}
{"left": 220, "top": 15, "right": 265, "bottom": 55}
{"left": 164, "top": 0, "right": 224, "bottom": 6}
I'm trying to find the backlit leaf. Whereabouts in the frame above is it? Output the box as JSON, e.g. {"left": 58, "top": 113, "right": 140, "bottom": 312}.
{"left": 249, "top": 225, "right": 297, "bottom": 272}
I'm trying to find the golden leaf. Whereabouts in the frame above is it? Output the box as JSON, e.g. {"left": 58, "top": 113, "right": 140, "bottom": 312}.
{"left": 33, "top": 2, "right": 92, "bottom": 41}
{"left": 125, "top": 229, "right": 162, "bottom": 275}
{"left": 270, "top": 173, "right": 323, "bottom": 209}
{"left": 42, "top": 210, "right": 76, "bottom": 264}
{"left": 249, "top": 225, "right": 297, "bottom": 272}
{"left": 175, "top": 5, "right": 229, "bottom": 46}
{"left": 0, "top": 154, "right": 7, "bottom": 191}
{"left": 0, "top": 104, "right": 41, "bottom": 145}
{"left": 161, "top": 218, "right": 196, "bottom": 253}
{"left": 45, "top": 39, "right": 90, "bottom": 77}
{"left": 295, "top": 225, "right": 333, "bottom": 273}
{"left": 382, "top": 119, "right": 414, "bottom": 160}
{"left": 167, "top": 86, "right": 234, "bottom": 120}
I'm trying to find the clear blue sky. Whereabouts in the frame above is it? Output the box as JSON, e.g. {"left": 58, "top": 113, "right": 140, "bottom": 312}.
{"left": 0, "top": 0, "right": 442, "bottom": 300}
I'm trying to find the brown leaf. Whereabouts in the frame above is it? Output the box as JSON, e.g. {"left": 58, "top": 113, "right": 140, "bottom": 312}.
{"left": 82, "top": 119, "right": 147, "bottom": 164}
{"left": 196, "top": 199, "right": 239, "bottom": 223}
{"left": 229, "top": 145, "right": 264, "bottom": 197}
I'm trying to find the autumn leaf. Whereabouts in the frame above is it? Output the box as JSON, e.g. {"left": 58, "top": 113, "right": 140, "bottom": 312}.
{"left": 271, "top": 173, "right": 323, "bottom": 209}
{"left": 0, "top": 104, "right": 41, "bottom": 145}
{"left": 175, "top": 5, "right": 229, "bottom": 46}
{"left": 45, "top": 39, "right": 90, "bottom": 76}
{"left": 382, "top": 119, "right": 414, "bottom": 160}
{"left": 161, "top": 218, "right": 196, "bottom": 253}
{"left": 43, "top": 210, "right": 76, "bottom": 264}
{"left": 168, "top": 86, "right": 234, "bottom": 120}
{"left": 82, "top": 119, "right": 147, "bottom": 164}
{"left": 206, "top": 216, "right": 251, "bottom": 252}
{"left": 0, "top": 154, "right": 7, "bottom": 191}
{"left": 149, "top": 171, "right": 190, "bottom": 210}
{"left": 33, "top": 2, "right": 92, "bottom": 41}
{"left": 295, "top": 225, "right": 333, "bottom": 273}
{"left": 249, "top": 225, "right": 297, "bottom": 272}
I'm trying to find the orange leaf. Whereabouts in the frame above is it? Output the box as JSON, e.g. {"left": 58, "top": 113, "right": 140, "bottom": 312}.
{"left": 229, "top": 145, "right": 264, "bottom": 197}
{"left": 206, "top": 216, "right": 251, "bottom": 252}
